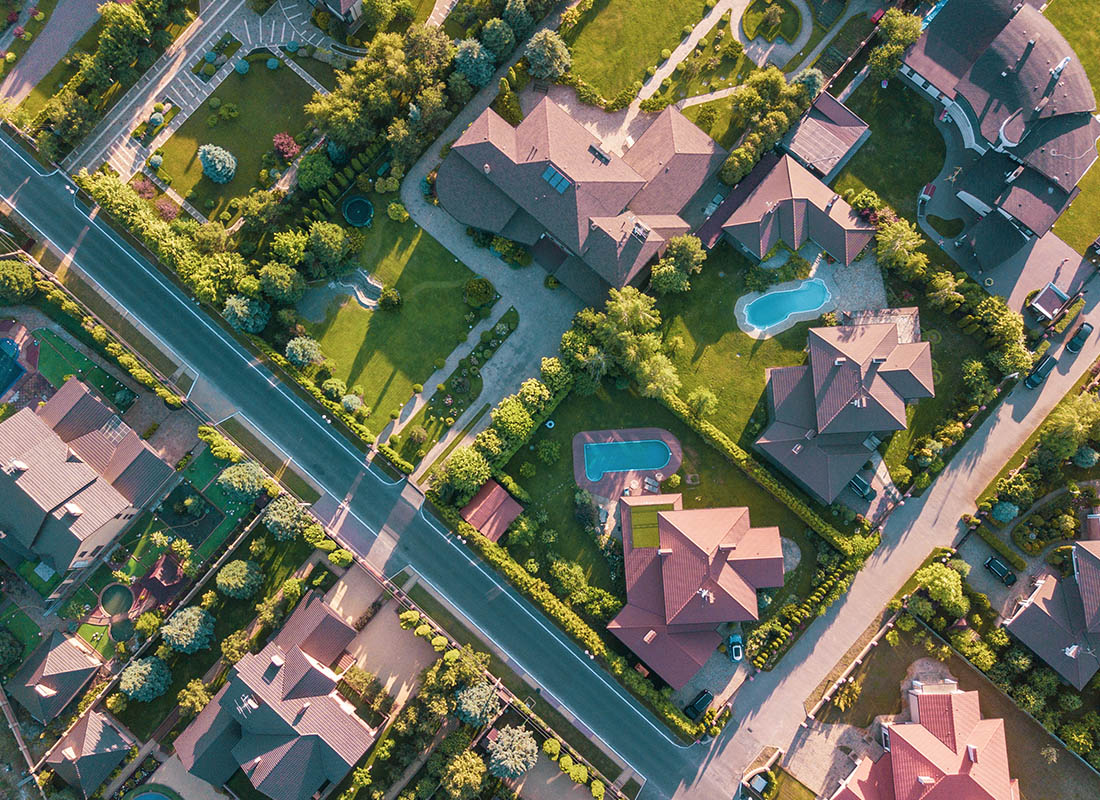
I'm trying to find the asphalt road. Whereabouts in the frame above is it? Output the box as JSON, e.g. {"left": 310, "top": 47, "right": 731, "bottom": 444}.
{"left": 0, "top": 133, "right": 719, "bottom": 799}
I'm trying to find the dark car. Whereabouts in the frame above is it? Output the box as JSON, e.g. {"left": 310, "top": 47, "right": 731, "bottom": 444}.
{"left": 1024, "top": 354, "right": 1057, "bottom": 388}
{"left": 1066, "top": 321, "right": 1094, "bottom": 354}
{"left": 984, "top": 556, "right": 1017, "bottom": 586}
{"left": 848, "top": 473, "right": 877, "bottom": 501}
{"left": 726, "top": 633, "right": 744, "bottom": 663}
{"left": 684, "top": 690, "right": 713, "bottom": 721}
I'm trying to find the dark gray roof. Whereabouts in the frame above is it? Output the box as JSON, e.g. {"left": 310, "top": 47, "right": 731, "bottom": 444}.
{"left": 966, "top": 213, "right": 1031, "bottom": 271}
{"left": 175, "top": 593, "right": 372, "bottom": 800}
{"left": 45, "top": 711, "right": 132, "bottom": 799}
{"left": 956, "top": 150, "right": 1076, "bottom": 237}
{"left": 8, "top": 632, "right": 101, "bottom": 722}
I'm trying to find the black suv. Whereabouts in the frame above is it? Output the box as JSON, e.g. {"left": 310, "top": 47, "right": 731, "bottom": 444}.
{"left": 984, "top": 556, "right": 1017, "bottom": 586}
{"left": 1067, "top": 322, "right": 1094, "bottom": 354}
{"left": 684, "top": 690, "right": 713, "bottom": 721}
{"left": 848, "top": 473, "right": 877, "bottom": 501}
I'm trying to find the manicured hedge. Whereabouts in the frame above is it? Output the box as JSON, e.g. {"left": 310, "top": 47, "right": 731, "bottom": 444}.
{"left": 377, "top": 443, "right": 414, "bottom": 474}
{"left": 973, "top": 522, "right": 1027, "bottom": 570}
{"left": 661, "top": 393, "right": 877, "bottom": 558}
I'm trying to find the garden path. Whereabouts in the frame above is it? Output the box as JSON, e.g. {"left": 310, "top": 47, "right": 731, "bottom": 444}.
{"left": 0, "top": 0, "right": 101, "bottom": 106}
{"left": 738, "top": 0, "right": 814, "bottom": 68}
{"left": 61, "top": 0, "right": 344, "bottom": 179}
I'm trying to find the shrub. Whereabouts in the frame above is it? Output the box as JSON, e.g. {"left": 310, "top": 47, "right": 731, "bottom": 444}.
{"left": 542, "top": 738, "right": 561, "bottom": 760}
{"left": 329, "top": 548, "right": 353, "bottom": 567}
{"left": 286, "top": 336, "right": 323, "bottom": 366}
{"left": 198, "top": 144, "right": 237, "bottom": 183}
{"left": 464, "top": 277, "right": 495, "bottom": 307}
{"left": 525, "top": 30, "right": 570, "bottom": 80}
{"left": 297, "top": 151, "right": 335, "bottom": 192}
{"left": 216, "top": 461, "right": 266, "bottom": 501}
{"left": 216, "top": 559, "right": 263, "bottom": 599}
{"left": 161, "top": 606, "right": 215, "bottom": 654}
{"left": 0, "top": 260, "right": 36, "bottom": 304}
{"left": 263, "top": 495, "right": 310, "bottom": 541}
{"left": 198, "top": 425, "right": 243, "bottom": 462}
{"left": 272, "top": 132, "right": 301, "bottom": 161}
{"left": 991, "top": 501, "right": 1019, "bottom": 523}
{"left": 119, "top": 657, "right": 171, "bottom": 702}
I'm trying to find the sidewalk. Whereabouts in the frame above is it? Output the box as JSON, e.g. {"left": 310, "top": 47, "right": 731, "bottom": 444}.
{"left": 0, "top": 0, "right": 101, "bottom": 106}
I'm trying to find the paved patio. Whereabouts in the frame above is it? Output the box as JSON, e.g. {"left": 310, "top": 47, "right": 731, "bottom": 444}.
{"left": 344, "top": 600, "right": 439, "bottom": 709}
{"left": 571, "top": 427, "right": 683, "bottom": 498}
{"left": 513, "top": 755, "right": 596, "bottom": 800}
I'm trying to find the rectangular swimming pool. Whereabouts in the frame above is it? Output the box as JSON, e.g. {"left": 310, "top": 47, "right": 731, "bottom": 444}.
{"left": 0, "top": 337, "right": 24, "bottom": 396}
{"left": 584, "top": 438, "right": 671, "bottom": 482}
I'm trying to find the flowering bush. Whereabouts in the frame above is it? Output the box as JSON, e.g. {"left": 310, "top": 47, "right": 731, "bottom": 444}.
{"left": 13, "top": 26, "right": 24, "bottom": 37}
{"left": 272, "top": 132, "right": 300, "bottom": 161}
{"left": 131, "top": 176, "right": 157, "bottom": 199}
{"left": 154, "top": 196, "right": 180, "bottom": 221}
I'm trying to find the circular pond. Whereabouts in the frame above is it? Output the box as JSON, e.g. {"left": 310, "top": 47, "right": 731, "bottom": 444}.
{"left": 99, "top": 583, "right": 134, "bottom": 615}
{"left": 110, "top": 618, "right": 135, "bottom": 642}
{"left": 342, "top": 194, "right": 375, "bottom": 227}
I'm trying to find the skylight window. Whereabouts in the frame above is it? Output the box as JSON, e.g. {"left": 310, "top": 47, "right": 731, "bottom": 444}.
{"left": 541, "top": 164, "right": 572, "bottom": 194}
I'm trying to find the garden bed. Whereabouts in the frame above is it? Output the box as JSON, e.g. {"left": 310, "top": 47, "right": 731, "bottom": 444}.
{"left": 741, "top": 0, "right": 801, "bottom": 43}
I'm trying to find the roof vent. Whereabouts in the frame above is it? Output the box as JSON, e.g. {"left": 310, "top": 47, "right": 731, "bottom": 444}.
{"left": 10, "top": 459, "right": 27, "bottom": 472}
{"left": 588, "top": 144, "right": 611, "bottom": 165}
{"left": 696, "top": 588, "right": 715, "bottom": 604}
{"left": 834, "top": 357, "right": 846, "bottom": 366}
{"left": 917, "top": 776, "right": 935, "bottom": 786}
{"left": 643, "top": 630, "right": 657, "bottom": 644}
{"left": 1051, "top": 56, "right": 1071, "bottom": 79}
{"left": 791, "top": 443, "right": 802, "bottom": 455}
{"left": 1065, "top": 643, "right": 1081, "bottom": 659}
{"left": 804, "top": 429, "right": 817, "bottom": 440}
{"left": 483, "top": 163, "right": 491, "bottom": 174}
{"left": 301, "top": 701, "right": 311, "bottom": 710}
{"left": 631, "top": 220, "right": 651, "bottom": 242}
{"left": 967, "top": 744, "right": 979, "bottom": 763}
{"left": 64, "top": 502, "right": 83, "bottom": 517}
{"left": 271, "top": 653, "right": 284, "bottom": 668}
{"left": 657, "top": 547, "right": 674, "bottom": 556}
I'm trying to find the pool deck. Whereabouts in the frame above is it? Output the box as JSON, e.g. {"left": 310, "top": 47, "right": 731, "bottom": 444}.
{"left": 0, "top": 319, "right": 40, "bottom": 402}
{"left": 735, "top": 277, "right": 835, "bottom": 340}
{"left": 572, "top": 427, "right": 683, "bottom": 498}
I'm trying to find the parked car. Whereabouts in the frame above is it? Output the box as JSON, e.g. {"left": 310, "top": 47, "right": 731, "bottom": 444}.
{"left": 984, "top": 556, "right": 1017, "bottom": 586}
{"left": 1024, "top": 354, "right": 1057, "bottom": 388}
{"left": 684, "top": 690, "right": 713, "bottom": 721}
{"left": 726, "top": 633, "right": 744, "bottom": 663}
{"left": 1066, "top": 321, "right": 1094, "bottom": 354}
{"left": 848, "top": 473, "right": 877, "bottom": 501}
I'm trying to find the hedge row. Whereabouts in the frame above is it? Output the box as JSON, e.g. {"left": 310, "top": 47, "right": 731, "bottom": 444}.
{"left": 426, "top": 496, "right": 702, "bottom": 741}
{"left": 1052, "top": 297, "right": 1085, "bottom": 335}
{"left": 971, "top": 520, "right": 1027, "bottom": 570}
{"left": 660, "top": 393, "right": 877, "bottom": 558}
{"left": 33, "top": 278, "right": 183, "bottom": 408}
{"left": 377, "top": 443, "right": 414, "bottom": 475}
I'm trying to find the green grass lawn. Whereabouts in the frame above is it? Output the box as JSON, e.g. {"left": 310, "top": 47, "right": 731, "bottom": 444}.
{"left": 158, "top": 61, "right": 314, "bottom": 220}
{"left": 288, "top": 53, "right": 343, "bottom": 91}
{"left": 504, "top": 379, "right": 817, "bottom": 612}
{"left": 17, "top": 559, "right": 64, "bottom": 597}
{"left": 301, "top": 192, "right": 479, "bottom": 436}
{"left": 832, "top": 79, "right": 945, "bottom": 221}
{"left": 741, "top": 0, "right": 802, "bottom": 43}
{"left": 773, "top": 769, "right": 816, "bottom": 800}
{"left": 566, "top": 0, "right": 708, "bottom": 97}
{"left": 182, "top": 448, "right": 225, "bottom": 491}
{"left": 0, "top": 604, "right": 42, "bottom": 664}
{"left": 1047, "top": 0, "right": 1100, "bottom": 254}
{"left": 783, "top": 21, "right": 828, "bottom": 71}
{"left": 683, "top": 96, "right": 749, "bottom": 150}
{"left": 76, "top": 622, "right": 114, "bottom": 659}
{"left": 650, "top": 14, "right": 755, "bottom": 105}
{"left": 34, "top": 328, "right": 134, "bottom": 409}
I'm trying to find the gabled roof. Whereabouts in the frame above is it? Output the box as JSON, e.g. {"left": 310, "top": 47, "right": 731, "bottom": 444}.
{"left": 1077, "top": 540, "right": 1100, "bottom": 632}
{"left": 45, "top": 711, "right": 132, "bottom": 799}
{"left": 756, "top": 316, "right": 933, "bottom": 503}
{"left": 460, "top": 479, "right": 523, "bottom": 543}
{"left": 832, "top": 682, "right": 1020, "bottom": 800}
{"left": 609, "top": 494, "right": 783, "bottom": 689}
{"left": 783, "top": 92, "right": 870, "bottom": 178}
{"left": 175, "top": 592, "right": 373, "bottom": 800}
{"left": 436, "top": 98, "right": 728, "bottom": 298}
{"left": 8, "top": 631, "right": 101, "bottom": 722}
{"left": 709, "top": 154, "right": 874, "bottom": 265}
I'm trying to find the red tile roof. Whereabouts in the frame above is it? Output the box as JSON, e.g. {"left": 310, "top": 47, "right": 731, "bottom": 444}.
{"left": 608, "top": 494, "right": 783, "bottom": 689}
{"left": 460, "top": 480, "right": 523, "bottom": 543}
{"left": 832, "top": 682, "right": 1019, "bottom": 800}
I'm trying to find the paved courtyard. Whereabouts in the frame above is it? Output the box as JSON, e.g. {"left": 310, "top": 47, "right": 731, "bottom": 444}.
{"left": 151, "top": 755, "right": 231, "bottom": 800}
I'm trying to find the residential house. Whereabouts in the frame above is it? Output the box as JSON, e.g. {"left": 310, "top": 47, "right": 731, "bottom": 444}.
{"left": 0, "top": 378, "right": 174, "bottom": 580}
{"left": 782, "top": 91, "right": 870, "bottom": 182}
{"left": 901, "top": 0, "right": 1100, "bottom": 269}
{"left": 460, "top": 479, "right": 523, "bottom": 543}
{"left": 44, "top": 710, "right": 133, "bottom": 799}
{"left": 435, "top": 98, "right": 728, "bottom": 305}
{"left": 607, "top": 493, "right": 784, "bottom": 689}
{"left": 755, "top": 311, "right": 934, "bottom": 504}
{"left": 695, "top": 152, "right": 875, "bottom": 265}
{"left": 175, "top": 592, "right": 376, "bottom": 800}
{"left": 831, "top": 679, "right": 1020, "bottom": 800}
{"left": 7, "top": 631, "right": 102, "bottom": 723}
{"left": 1005, "top": 533, "right": 1100, "bottom": 690}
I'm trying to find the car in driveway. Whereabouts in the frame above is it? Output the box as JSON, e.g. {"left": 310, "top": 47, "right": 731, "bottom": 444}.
{"left": 1024, "top": 354, "right": 1057, "bottom": 388}
{"left": 848, "top": 473, "right": 877, "bottom": 501}
{"left": 984, "top": 556, "right": 1017, "bottom": 586}
{"left": 1066, "top": 321, "right": 1094, "bottom": 354}
{"left": 726, "top": 633, "right": 743, "bottom": 662}
{"left": 684, "top": 690, "right": 713, "bottom": 721}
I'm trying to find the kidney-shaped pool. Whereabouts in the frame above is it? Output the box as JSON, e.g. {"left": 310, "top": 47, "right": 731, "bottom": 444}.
{"left": 743, "top": 278, "right": 831, "bottom": 332}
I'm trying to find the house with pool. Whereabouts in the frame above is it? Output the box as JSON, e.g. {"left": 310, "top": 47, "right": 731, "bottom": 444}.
{"left": 755, "top": 311, "right": 934, "bottom": 505}
{"left": 608, "top": 493, "right": 784, "bottom": 690}
{"left": 0, "top": 378, "right": 174, "bottom": 594}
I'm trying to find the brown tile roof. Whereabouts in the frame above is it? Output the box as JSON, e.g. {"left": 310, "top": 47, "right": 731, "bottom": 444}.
{"left": 832, "top": 682, "right": 1020, "bottom": 800}
{"left": 1075, "top": 540, "right": 1100, "bottom": 633}
{"left": 45, "top": 710, "right": 132, "bottom": 799}
{"left": 436, "top": 98, "right": 726, "bottom": 296}
{"left": 714, "top": 154, "right": 874, "bottom": 265}
{"left": 608, "top": 493, "right": 783, "bottom": 689}
{"left": 460, "top": 479, "right": 523, "bottom": 543}
{"left": 176, "top": 592, "right": 373, "bottom": 800}
{"left": 783, "top": 92, "right": 870, "bottom": 178}
{"left": 8, "top": 631, "right": 101, "bottom": 723}
{"left": 756, "top": 318, "right": 933, "bottom": 503}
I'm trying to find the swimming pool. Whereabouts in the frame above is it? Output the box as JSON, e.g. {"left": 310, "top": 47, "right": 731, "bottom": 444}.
{"left": 584, "top": 438, "right": 671, "bottom": 482}
{"left": 100, "top": 583, "right": 134, "bottom": 615}
{"left": 743, "top": 278, "right": 831, "bottom": 331}
{"left": 0, "top": 337, "right": 23, "bottom": 396}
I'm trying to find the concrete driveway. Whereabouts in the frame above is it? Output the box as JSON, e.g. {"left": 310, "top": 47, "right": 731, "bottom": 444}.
{"left": 955, "top": 534, "right": 1037, "bottom": 619}
{"left": 345, "top": 602, "right": 438, "bottom": 709}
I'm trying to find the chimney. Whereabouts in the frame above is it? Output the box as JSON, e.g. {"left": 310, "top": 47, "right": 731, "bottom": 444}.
{"left": 719, "top": 542, "right": 738, "bottom": 552}
{"left": 10, "top": 459, "right": 27, "bottom": 472}
{"left": 826, "top": 194, "right": 840, "bottom": 211}
{"left": 643, "top": 630, "right": 657, "bottom": 644}
{"left": 271, "top": 653, "right": 284, "bottom": 668}
{"left": 301, "top": 701, "right": 311, "bottom": 710}
{"left": 871, "top": 356, "right": 887, "bottom": 364}
{"left": 1051, "top": 56, "right": 1071, "bottom": 79}
{"left": 1065, "top": 643, "right": 1081, "bottom": 659}
{"left": 657, "top": 547, "right": 674, "bottom": 556}
{"left": 967, "top": 744, "right": 979, "bottom": 763}
{"left": 62, "top": 747, "right": 76, "bottom": 760}
{"left": 64, "top": 502, "right": 83, "bottom": 517}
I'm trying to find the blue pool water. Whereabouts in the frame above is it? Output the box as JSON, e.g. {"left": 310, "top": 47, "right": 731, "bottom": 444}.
{"left": 0, "top": 337, "right": 23, "bottom": 395}
{"left": 129, "top": 793, "right": 172, "bottom": 800}
{"left": 584, "top": 439, "right": 671, "bottom": 482}
{"left": 743, "top": 278, "right": 831, "bottom": 331}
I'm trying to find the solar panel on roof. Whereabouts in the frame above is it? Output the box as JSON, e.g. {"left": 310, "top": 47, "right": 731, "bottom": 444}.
{"left": 541, "top": 164, "right": 572, "bottom": 194}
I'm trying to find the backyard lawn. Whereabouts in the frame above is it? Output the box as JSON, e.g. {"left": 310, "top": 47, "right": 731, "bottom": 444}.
{"left": 157, "top": 58, "right": 315, "bottom": 220}
{"left": 683, "top": 96, "right": 749, "bottom": 150}
{"left": 34, "top": 328, "right": 135, "bottom": 410}
{"left": 649, "top": 13, "right": 755, "bottom": 106}
{"left": 76, "top": 622, "right": 115, "bottom": 659}
{"left": 831, "top": 79, "right": 945, "bottom": 221}
{"left": 504, "top": 379, "right": 817, "bottom": 612}
{"left": 299, "top": 191, "right": 480, "bottom": 435}
{"left": 741, "top": 0, "right": 802, "bottom": 43}
{"left": 566, "top": 0, "right": 709, "bottom": 97}
{"left": 1048, "top": 0, "right": 1100, "bottom": 254}
{"left": 817, "top": 627, "right": 1099, "bottom": 800}
{"left": 773, "top": 769, "right": 816, "bottom": 800}
{"left": 0, "top": 604, "right": 42, "bottom": 666}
